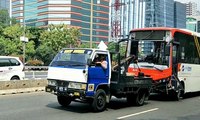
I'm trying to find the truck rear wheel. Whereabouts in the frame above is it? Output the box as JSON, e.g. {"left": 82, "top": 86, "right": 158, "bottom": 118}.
{"left": 92, "top": 89, "right": 106, "bottom": 112}
{"left": 57, "top": 96, "right": 71, "bottom": 107}
{"left": 134, "top": 92, "right": 145, "bottom": 106}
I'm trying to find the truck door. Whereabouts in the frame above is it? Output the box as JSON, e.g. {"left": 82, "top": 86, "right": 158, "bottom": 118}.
{"left": 87, "top": 53, "right": 110, "bottom": 93}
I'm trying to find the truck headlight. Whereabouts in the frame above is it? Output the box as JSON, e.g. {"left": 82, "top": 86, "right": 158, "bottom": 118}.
{"left": 48, "top": 80, "right": 57, "bottom": 86}
{"left": 68, "top": 82, "right": 86, "bottom": 90}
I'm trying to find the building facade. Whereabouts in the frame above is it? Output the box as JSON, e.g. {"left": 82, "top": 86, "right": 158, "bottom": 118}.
{"left": 111, "top": 0, "right": 186, "bottom": 40}
{"left": 185, "top": 2, "right": 198, "bottom": 16}
{"left": 12, "top": 0, "right": 109, "bottom": 43}
{"left": 0, "top": 0, "right": 11, "bottom": 17}
{"left": 111, "top": 0, "right": 186, "bottom": 53}
{"left": 174, "top": 1, "right": 186, "bottom": 28}
{"left": 186, "top": 16, "right": 200, "bottom": 33}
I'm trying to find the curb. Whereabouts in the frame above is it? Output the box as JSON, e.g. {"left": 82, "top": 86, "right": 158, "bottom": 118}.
{"left": 0, "top": 87, "right": 45, "bottom": 95}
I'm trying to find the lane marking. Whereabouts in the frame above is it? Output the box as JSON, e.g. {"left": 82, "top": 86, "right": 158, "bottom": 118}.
{"left": 117, "top": 108, "right": 159, "bottom": 120}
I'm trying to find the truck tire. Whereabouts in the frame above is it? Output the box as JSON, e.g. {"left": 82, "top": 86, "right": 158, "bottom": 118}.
{"left": 57, "top": 96, "right": 71, "bottom": 107}
{"left": 134, "top": 92, "right": 145, "bottom": 106}
{"left": 92, "top": 89, "right": 106, "bottom": 112}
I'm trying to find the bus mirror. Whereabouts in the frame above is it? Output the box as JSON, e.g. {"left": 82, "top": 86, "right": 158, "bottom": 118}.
{"left": 87, "top": 58, "right": 92, "bottom": 66}
{"left": 165, "top": 45, "right": 170, "bottom": 56}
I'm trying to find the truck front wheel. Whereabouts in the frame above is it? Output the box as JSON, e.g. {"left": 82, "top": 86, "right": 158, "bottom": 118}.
{"left": 92, "top": 89, "right": 106, "bottom": 112}
{"left": 57, "top": 96, "right": 71, "bottom": 107}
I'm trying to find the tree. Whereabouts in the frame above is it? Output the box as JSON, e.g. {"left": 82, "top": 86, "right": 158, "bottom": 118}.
{"left": 0, "top": 9, "right": 10, "bottom": 26}
{"left": 39, "top": 24, "right": 81, "bottom": 52}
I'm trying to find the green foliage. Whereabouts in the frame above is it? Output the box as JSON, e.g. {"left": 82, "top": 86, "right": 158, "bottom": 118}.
{"left": 35, "top": 44, "right": 56, "bottom": 65}
{"left": 40, "top": 24, "right": 81, "bottom": 52}
{"left": 26, "top": 59, "right": 44, "bottom": 66}
{"left": 78, "top": 42, "right": 98, "bottom": 48}
{"left": 3, "top": 24, "right": 23, "bottom": 39}
{"left": 0, "top": 23, "right": 81, "bottom": 65}
{"left": 0, "top": 9, "right": 10, "bottom": 26}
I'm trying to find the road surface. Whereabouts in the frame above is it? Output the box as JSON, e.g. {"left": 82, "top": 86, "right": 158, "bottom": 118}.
{"left": 0, "top": 92, "right": 200, "bottom": 120}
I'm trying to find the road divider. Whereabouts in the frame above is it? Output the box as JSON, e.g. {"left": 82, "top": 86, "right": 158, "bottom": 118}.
{"left": 0, "top": 80, "right": 47, "bottom": 95}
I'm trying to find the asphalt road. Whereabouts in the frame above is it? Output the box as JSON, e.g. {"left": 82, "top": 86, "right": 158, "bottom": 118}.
{"left": 0, "top": 92, "right": 200, "bottom": 120}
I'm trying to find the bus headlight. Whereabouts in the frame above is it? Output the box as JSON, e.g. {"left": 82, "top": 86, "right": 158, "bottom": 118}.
{"left": 48, "top": 80, "right": 57, "bottom": 86}
{"left": 68, "top": 82, "right": 86, "bottom": 90}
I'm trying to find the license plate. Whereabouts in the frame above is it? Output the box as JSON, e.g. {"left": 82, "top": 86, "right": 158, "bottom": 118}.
{"left": 74, "top": 92, "right": 80, "bottom": 96}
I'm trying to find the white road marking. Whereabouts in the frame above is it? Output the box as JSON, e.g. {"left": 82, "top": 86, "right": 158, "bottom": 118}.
{"left": 117, "top": 108, "right": 159, "bottom": 120}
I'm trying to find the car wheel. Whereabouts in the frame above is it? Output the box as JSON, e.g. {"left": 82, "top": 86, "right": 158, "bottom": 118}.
{"left": 11, "top": 76, "right": 20, "bottom": 80}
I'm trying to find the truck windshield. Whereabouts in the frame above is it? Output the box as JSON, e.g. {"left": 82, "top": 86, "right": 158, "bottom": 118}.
{"left": 50, "top": 49, "right": 92, "bottom": 67}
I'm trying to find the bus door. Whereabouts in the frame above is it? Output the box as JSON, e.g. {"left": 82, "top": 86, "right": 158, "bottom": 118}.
{"left": 172, "top": 42, "right": 180, "bottom": 76}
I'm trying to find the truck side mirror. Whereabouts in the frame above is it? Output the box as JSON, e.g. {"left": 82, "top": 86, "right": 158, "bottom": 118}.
{"left": 165, "top": 45, "right": 170, "bottom": 56}
{"left": 87, "top": 58, "right": 92, "bottom": 66}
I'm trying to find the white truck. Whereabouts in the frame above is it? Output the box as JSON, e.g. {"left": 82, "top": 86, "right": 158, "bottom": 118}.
{"left": 46, "top": 40, "right": 152, "bottom": 112}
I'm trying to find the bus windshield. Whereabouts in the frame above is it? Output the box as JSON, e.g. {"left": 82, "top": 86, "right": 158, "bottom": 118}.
{"left": 50, "top": 49, "right": 92, "bottom": 67}
{"left": 129, "top": 31, "right": 169, "bottom": 66}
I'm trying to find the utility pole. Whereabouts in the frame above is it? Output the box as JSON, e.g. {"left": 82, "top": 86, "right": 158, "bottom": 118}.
{"left": 20, "top": 0, "right": 28, "bottom": 64}
{"left": 90, "top": 0, "right": 93, "bottom": 48}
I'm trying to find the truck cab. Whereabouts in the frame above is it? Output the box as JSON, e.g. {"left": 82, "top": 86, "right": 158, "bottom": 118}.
{"left": 46, "top": 48, "right": 111, "bottom": 111}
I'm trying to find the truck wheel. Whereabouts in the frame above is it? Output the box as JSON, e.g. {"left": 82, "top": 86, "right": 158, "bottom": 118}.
{"left": 92, "top": 89, "right": 106, "bottom": 112}
{"left": 57, "top": 96, "right": 71, "bottom": 107}
{"left": 134, "top": 92, "right": 145, "bottom": 106}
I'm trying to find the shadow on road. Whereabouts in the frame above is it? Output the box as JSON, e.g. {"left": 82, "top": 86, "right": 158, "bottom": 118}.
{"left": 149, "top": 92, "right": 200, "bottom": 101}
{"left": 46, "top": 102, "right": 93, "bottom": 113}
{"left": 46, "top": 98, "right": 149, "bottom": 113}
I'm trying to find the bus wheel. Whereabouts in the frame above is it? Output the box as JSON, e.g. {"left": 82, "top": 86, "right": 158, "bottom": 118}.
{"left": 134, "top": 92, "right": 145, "bottom": 106}
{"left": 92, "top": 89, "right": 106, "bottom": 112}
{"left": 173, "top": 89, "right": 181, "bottom": 101}
{"left": 57, "top": 96, "right": 71, "bottom": 107}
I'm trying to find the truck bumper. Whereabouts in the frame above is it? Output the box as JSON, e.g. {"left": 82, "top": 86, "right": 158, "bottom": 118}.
{"left": 45, "top": 85, "right": 87, "bottom": 98}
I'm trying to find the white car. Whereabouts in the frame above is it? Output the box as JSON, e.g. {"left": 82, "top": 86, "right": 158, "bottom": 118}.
{"left": 0, "top": 56, "right": 25, "bottom": 81}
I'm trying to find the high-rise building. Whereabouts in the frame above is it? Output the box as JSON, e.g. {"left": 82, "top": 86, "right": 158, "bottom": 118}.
{"left": 110, "top": 0, "right": 186, "bottom": 53}
{"left": 12, "top": 0, "right": 110, "bottom": 43}
{"left": 0, "top": 0, "right": 11, "bottom": 17}
{"left": 174, "top": 1, "right": 186, "bottom": 28}
{"left": 110, "top": 0, "right": 186, "bottom": 41}
{"left": 185, "top": 2, "right": 198, "bottom": 16}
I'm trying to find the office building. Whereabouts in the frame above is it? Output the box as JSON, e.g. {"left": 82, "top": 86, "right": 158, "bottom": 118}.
{"left": 186, "top": 16, "right": 200, "bottom": 33}
{"left": 111, "top": 0, "right": 186, "bottom": 53}
{"left": 174, "top": 1, "right": 186, "bottom": 28}
{"left": 0, "top": 0, "right": 11, "bottom": 17}
{"left": 12, "top": 0, "right": 110, "bottom": 43}
{"left": 185, "top": 2, "right": 198, "bottom": 16}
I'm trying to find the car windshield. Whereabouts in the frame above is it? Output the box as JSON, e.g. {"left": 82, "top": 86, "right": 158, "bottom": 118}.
{"left": 50, "top": 49, "right": 92, "bottom": 67}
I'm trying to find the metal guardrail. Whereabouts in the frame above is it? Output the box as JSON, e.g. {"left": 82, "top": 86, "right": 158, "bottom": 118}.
{"left": 25, "top": 71, "right": 48, "bottom": 80}
{"left": 25, "top": 66, "right": 48, "bottom": 70}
